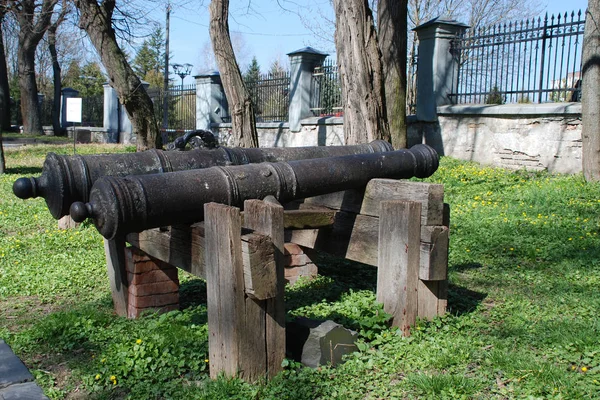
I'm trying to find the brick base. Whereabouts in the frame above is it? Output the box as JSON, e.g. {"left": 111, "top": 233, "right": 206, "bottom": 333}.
{"left": 284, "top": 243, "right": 318, "bottom": 285}
{"left": 125, "top": 247, "right": 180, "bottom": 319}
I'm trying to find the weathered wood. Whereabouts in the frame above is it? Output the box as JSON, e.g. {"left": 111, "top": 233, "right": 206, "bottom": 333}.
{"left": 241, "top": 232, "right": 277, "bottom": 300}
{"left": 204, "top": 202, "right": 267, "bottom": 380}
{"left": 126, "top": 224, "right": 205, "bottom": 277}
{"left": 304, "top": 179, "right": 444, "bottom": 226}
{"left": 103, "top": 237, "right": 128, "bottom": 317}
{"left": 242, "top": 199, "right": 286, "bottom": 378}
{"left": 419, "top": 226, "right": 449, "bottom": 281}
{"left": 288, "top": 212, "right": 379, "bottom": 266}
{"left": 417, "top": 280, "right": 448, "bottom": 320}
{"left": 376, "top": 201, "right": 421, "bottom": 336}
{"left": 282, "top": 209, "right": 336, "bottom": 229}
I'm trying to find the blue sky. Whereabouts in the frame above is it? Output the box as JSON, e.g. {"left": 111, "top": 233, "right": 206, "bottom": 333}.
{"left": 159, "top": 0, "right": 589, "bottom": 85}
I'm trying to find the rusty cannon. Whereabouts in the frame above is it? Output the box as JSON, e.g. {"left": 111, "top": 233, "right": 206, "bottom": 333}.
{"left": 12, "top": 140, "right": 393, "bottom": 219}
{"left": 69, "top": 144, "right": 439, "bottom": 239}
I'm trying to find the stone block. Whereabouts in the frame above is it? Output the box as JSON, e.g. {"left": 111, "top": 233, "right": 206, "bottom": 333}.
{"left": 0, "top": 340, "right": 33, "bottom": 388}
{"left": 286, "top": 319, "right": 359, "bottom": 368}
{"left": 0, "top": 382, "right": 49, "bottom": 400}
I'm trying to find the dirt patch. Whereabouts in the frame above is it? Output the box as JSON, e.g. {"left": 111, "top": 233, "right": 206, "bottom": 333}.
{"left": 0, "top": 296, "right": 63, "bottom": 332}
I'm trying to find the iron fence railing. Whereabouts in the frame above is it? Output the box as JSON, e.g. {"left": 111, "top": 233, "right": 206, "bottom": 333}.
{"left": 149, "top": 84, "right": 197, "bottom": 132}
{"left": 450, "top": 10, "right": 585, "bottom": 104}
{"left": 310, "top": 59, "right": 342, "bottom": 116}
{"left": 245, "top": 71, "right": 290, "bottom": 122}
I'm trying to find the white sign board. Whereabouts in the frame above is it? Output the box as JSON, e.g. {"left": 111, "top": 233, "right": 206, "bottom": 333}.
{"left": 66, "top": 97, "right": 82, "bottom": 123}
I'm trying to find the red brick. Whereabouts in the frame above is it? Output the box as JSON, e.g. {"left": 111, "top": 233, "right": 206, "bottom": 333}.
{"left": 284, "top": 243, "right": 304, "bottom": 256}
{"left": 285, "top": 263, "right": 318, "bottom": 285}
{"left": 126, "top": 247, "right": 176, "bottom": 274}
{"left": 129, "top": 292, "right": 179, "bottom": 308}
{"left": 128, "top": 303, "right": 179, "bottom": 319}
{"left": 128, "top": 280, "right": 179, "bottom": 297}
{"left": 127, "top": 268, "right": 179, "bottom": 285}
{"left": 285, "top": 253, "right": 312, "bottom": 267}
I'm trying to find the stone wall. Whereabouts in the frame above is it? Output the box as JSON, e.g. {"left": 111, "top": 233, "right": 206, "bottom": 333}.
{"left": 411, "top": 103, "right": 583, "bottom": 174}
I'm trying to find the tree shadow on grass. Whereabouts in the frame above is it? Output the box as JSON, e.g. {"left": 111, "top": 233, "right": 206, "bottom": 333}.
{"left": 179, "top": 279, "right": 207, "bottom": 310}
{"left": 5, "top": 166, "right": 42, "bottom": 175}
{"left": 447, "top": 283, "right": 487, "bottom": 316}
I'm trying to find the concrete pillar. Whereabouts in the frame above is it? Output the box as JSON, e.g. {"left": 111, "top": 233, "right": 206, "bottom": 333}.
{"left": 195, "top": 71, "right": 229, "bottom": 131}
{"left": 103, "top": 83, "right": 119, "bottom": 142}
{"left": 103, "top": 81, "right": 149, "bottom": 144}
{"left": 287, "top": 47, "right": 328, "bottom": 132}
{"left": 60, "top": 88, "right": 79, "bottom": 129}
{"left": 413, "top": 17, "right": 469, "bottom": 122}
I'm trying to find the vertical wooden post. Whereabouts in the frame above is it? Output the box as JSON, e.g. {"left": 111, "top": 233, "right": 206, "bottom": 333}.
{"left": 103, "top": 237, "right": 128, "bottom": 317}
{"left": 376, "top": 201, "right": 421, "bottom": 336}
{"left": 204, "top": 201, "right": 285, "bottom": 381}
{"left": 243, "top": 199, "right": 286, "bottom": 379}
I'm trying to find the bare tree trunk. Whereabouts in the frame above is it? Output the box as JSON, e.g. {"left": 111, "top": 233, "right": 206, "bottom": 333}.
{"left": 0, "top": 12, "right": 10, "bottom": 132}
{"left": 582, "top": 0, "right": 600, "bottom": 181}
{"left": 75, "top": 0, "right": 161, "bottom": 150}
{"left": 333, "top": 0, "right": 390, "bottom": 145}
{"left": 11, "top": 0, "right": 57, "bottom": 135}
{"left": 378, "top": 0, "right": 408, "bottom": 149}
{"left": 48, "top": 25, "right": 63, "bottom": 136}
{"left": 209, "top": 0, "right": 258, "bottom": 148}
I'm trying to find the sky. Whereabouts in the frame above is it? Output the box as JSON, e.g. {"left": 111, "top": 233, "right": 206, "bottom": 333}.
{"left": 156, "top": 0, "right": 589, "bottom": 85}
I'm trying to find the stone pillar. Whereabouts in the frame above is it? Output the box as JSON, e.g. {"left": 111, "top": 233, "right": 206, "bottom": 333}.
{"left": 60, "top": 88, "right": 79, "bottom": 129}
{"left": 287, "top": 47, "right": 328, "bottom": 132}
{"left": 195, "top": 71, "right": 229, "bottom": 131}
{"left": 413, "top": 17, "right": 469, "bottom": 122}
{"left": 103, "top": 83, "right": 119, "bottom": 142}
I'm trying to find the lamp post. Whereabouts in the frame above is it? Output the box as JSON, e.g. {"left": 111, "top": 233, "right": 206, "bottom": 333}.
{"left": 172, "top": 63, "right": 192, "bottom": 132}
{"left": 172, "top": 63, "right": 192, "bottom": 89}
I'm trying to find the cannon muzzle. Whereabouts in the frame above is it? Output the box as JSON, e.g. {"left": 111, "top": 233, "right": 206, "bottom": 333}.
{"left": 71, "top": 144, "right": 439, "bottom": 239}
{"left": 13, "top": 141, "right": 394, "bottom": 219}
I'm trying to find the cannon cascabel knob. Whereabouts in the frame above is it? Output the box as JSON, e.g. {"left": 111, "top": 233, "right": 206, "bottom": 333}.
{"left": 70, "top": 202, "right": 93, "bottom": 223}
{"left": 13, "top": 177, "right": 38, "bottom": 199}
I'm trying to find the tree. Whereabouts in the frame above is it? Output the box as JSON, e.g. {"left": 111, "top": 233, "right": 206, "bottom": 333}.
{"left": 133, "top": 27, "right": 164, "bottom": 78}
{"left": 244, "top": 56, "right": 261, "bottom": 84}
{"left": 332, "top": 0, "right": 390, "bottom": 145}
{"left": 47, "top": 0, "right": 68, "bottom": 136}
{"left": 378, "top": 0, "right": 408, "bottom": 149}
{"left": 0, "top": 4, "right": 11, "bottom": 132}
{"left": 10, "top": 0, "right": 59, "bottom": 135}
{"left": 74, "top": 0, "right": 161, "bottom": 150}
{"left": 209, "top": 0, "right": 258, "bottom": 148}
{"left": 582, "top": 0, "right": 600, "bottom": 181}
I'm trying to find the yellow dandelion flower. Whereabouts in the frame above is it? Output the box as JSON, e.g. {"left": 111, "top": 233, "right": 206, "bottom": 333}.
{"left": 571, "top": 365, "right": 576, "bottom": 370}
{"left": 582, "top": 367, "right": 588, "bottom": 372}
{"left": 205, "top": 359, "right": 209, "bottom": 363}
{"left": 95, "top": 374, "right": 101, "bottom": 380}
{"left": 110, "top": 375, "right": 116, "bottom": 380}
{"left": 136, "top": 339, "right": 142, "bottom": 345}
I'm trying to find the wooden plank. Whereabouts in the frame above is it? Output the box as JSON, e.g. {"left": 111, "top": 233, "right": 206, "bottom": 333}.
{"left": 204, "top": 203, "right": 267, "bottom": 380}
{"left": 417, "top": 280, "right": 448, "bottom": 320}
{"left": 282, "top": 209, "right": 336, "bottom": 229}
{"left": 243, "top": 200, "right": 286, "bottom": 379}
{"left": 419, "top": 226, "right": 449, "bottom": 281}
{"left": 304, "top": 179, "right": 444, "bottom": 226}
{"left": 126, "top": 224, "right": 205, "bottom": 278}
{"left": 241, "top": 232, "right": 277, "bottom": 300}
{"left": 376, "top": 201, "right": 421, "bottom": 336}
{"left": 288, "top": 212, "right": 379, "bottom": 266}
{"left": 104, "top": 238, "right": 128, "bottom": 317}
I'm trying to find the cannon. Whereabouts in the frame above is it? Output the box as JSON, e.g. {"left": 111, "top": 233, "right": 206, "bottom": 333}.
{"left": 70, "top": 144, "right": 439, "bottom": 239}
{"left": 12, "top": 140, "right": 393, "bottom": 219}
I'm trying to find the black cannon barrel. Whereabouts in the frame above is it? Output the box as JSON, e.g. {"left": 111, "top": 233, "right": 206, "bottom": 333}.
{"left": 70, "top": 144, "right": 439, "bottom": 240}
{"left": 12, "top": 141, "right": 393, "bottom": 219}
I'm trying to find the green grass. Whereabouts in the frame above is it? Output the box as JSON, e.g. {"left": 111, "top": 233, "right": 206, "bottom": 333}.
{"left": 1, "top": 144, "right": 600, "bottom": 399}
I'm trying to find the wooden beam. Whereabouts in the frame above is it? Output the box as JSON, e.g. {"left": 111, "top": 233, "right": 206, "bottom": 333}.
{"left": 103, "top": 237, "right": 128, "bottom": 317}
{"left": 242, "top": 199, "right": 286, "bottom": 379}
{"left": 376, "top": 201, "right": 421, "bottom": 336}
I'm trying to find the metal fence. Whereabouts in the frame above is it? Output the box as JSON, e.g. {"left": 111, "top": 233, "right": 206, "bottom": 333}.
{"left": 148, "top": 84, "right": 197, "bottom": 132}
{"left": 245, "top": 71, "right": 290, "bottom": 122}
{"left": 450, "top": 10, "right": 585, "bottom": 104}
{"left": 310, "top": 59, "right": 343, "bottom": 116}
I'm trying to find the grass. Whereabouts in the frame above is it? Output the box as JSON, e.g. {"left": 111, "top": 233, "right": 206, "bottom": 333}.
{"left": 1, "top": 143, "right": 600, "bottom": 399}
